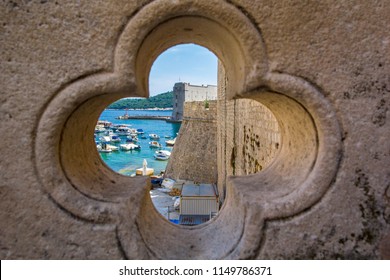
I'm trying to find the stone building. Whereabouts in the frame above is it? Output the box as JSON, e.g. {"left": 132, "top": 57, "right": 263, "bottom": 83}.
{"left": 171, "top": 82, "right": 217, "bottom": 121}
{"left": 1, "top": 0, "right": 389, "bottom": 259}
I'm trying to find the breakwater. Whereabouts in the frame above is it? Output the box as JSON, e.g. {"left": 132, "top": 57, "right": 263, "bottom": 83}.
{"left": 116, "top": 115, "right": 171, "bottom": 121}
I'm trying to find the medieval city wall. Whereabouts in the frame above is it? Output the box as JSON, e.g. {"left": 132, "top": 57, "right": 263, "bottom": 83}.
{"left": 217, "top": 64, "right": 281, "bottom": 200}
{"left": 165, "top": 101, "right": 218, "bottom": 184}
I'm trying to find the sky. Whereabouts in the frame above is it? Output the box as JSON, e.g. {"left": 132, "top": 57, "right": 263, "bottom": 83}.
{"left": 148, "top": 44, "right": 218, "bottom": 96}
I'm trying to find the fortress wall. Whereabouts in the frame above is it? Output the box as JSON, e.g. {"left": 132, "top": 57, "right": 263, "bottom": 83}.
{"left": 216, "top": 64, "right": 281, "bottom": 201}
{"left": 233, "top": 99, "right": 281, "bottom": 176}
{"left": 165, "top": 101, "right": 217, "bottom": 183}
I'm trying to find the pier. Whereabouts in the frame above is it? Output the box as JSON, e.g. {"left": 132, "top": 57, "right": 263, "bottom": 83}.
{"left": 116, "top": 115, "right": 171, "bottom": 121}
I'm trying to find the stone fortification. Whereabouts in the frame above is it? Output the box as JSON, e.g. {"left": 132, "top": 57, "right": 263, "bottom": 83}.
{"left": 165, "top": 101, "right": 217, "bottom": 183}
{"left": 1, "top": 0, "right": 389, "bottom": 259}
{"left": 217, "top": 63, "right": 281, "bottom": 200}
{"left": 171, "top": 82, "right": 217, "bottom": 121}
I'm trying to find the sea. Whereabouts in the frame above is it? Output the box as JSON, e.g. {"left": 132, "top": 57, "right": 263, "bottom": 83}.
{"left": 97, "top": 109, "right": 181, "bottom": 176}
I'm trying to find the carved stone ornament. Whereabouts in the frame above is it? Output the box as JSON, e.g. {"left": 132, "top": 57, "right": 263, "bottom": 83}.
{"left": 34, "top": 0, "right": 341, "bottom": 259}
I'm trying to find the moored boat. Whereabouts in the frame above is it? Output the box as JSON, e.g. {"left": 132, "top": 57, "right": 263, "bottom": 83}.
{"left": 165, "top": 137, "right": 176, "bottom": 146}
{"left": 108, "top": 134, "right": 121, "bottom": 143}
{"left": 149, "top": 133, "right": 160, "bottom": 140}
{"left": 154, "top": 150, "right": 171, "bottom": 160}
{"left": 95, "top": 125, "right": 106, "bottom": 133}
{"left": 106, "top": 144, "right": 119, "bottom": 151}
{"left": 149, "top": 141, "right": 162, "bottom": 148}
{"left": 120, "top": 143, "right": 141, "bottom": 150}
{"left": 97, "top": 143, "right": 112, "bottom": 153}
{"left": 126, "top": 135, "right": 139, "bottom": 143}
{"left": 116, "top": 127, "right": 132, "bottom": 136}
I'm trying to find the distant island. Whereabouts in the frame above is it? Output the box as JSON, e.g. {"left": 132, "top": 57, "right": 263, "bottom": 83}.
{"left": 107, "top": 91, "right": 173, "bottom": 109}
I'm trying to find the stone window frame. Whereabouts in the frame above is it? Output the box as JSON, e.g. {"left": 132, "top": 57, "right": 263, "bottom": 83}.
{"left": 34, "top": 0, "right": 341, "bottom": 259}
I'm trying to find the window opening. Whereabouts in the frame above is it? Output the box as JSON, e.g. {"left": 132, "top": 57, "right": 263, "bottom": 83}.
{"left": 95, "top": 44, "right": 220, "bottom": 226}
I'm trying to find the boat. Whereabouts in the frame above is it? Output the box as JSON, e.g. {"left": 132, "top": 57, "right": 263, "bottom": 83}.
{"left": 165, "top": 137, "right": 176, "bottom": 146}
{"left": 154, "top": 154, "right": 169, "bottom": 160}
{"left": 154, "top": 150, "right": 171, "bottom": 160}
{"left": 106, "top": 144, "right": 119, "bottom": 151}
{"left": 126, "top": 135, "right": 139, "bottom": 143}
{"left": 155, "top": 150, "right": 171, "bottom": 157}
{"left": 120, "top": 143, "right": 141, "bottom": 150}
{"left": 96, "top": 143, "right": 112, "bottom": 153}
{"left": 149, "top": 141, "right": 162, "bottom": 148}
{"left": 94, "top": 125, "right": 106, "bottom": 133}
{"left": 136, "top": 128, "right": 144, "bottom": 134}
{"left": 99, "top": 135, "right": 111, "bottom": 143}
{"left": 151, "top": 177, "right": 163, "bottom": 188}
{"left": 112, "top": 124, "right": 131, "bottom": 130}
{"left": 149, "top": 133, "right": 160, "bottom": 140}
{"left": 140, "top": 135, "right": 147, "bottom": 139}
{"left": 95, "top": 120, "right": 113, "bottom": 133}
{"left": 109, "top": 134, "right": 121, "bottom": 143}
{"left": 116, "top": 127, "right": 132, "bottom": 136}
{"left": 97, "top": 120, "right": 113, "bottom": 128}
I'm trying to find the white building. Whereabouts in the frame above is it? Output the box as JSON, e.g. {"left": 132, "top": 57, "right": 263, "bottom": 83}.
{"left": 171, "top": 82, "right": 217, "bottom": 121}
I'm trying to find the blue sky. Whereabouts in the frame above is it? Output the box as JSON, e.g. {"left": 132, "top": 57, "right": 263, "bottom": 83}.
{"left": 148, "top": 44, "right": 218, "bottom": 96}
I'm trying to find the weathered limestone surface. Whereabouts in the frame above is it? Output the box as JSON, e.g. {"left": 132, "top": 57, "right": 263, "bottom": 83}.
{"left": 0, "top": 0, "right": 389, "bottom": 259}
{"left": 165, "top": 101, "right": 218, "bottom": 183}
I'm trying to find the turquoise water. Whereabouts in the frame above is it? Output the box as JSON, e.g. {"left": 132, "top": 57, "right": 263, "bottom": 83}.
{"left": 97, "top": 109, "right": 180, "bottom": 176}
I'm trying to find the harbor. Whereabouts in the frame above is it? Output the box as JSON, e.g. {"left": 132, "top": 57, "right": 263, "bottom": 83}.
{"left": 97, "top": 109, "right": 180, "bottom": 176}
{"left": 97, "top": 108, "right": 220, "bottom": 226}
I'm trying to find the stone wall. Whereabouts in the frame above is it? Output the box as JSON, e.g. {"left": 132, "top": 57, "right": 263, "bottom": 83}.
{"left": 1, "top": 0, "right": 389, "bottom": 259}
{"left": 165, "top": 101, "right": 217, "bottom": 183}
{"left": 217, "top": 63, "right": 281, "bottom": 200}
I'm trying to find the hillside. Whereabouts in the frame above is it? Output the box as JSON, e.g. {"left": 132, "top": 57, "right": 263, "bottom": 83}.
{"left": 107, "top": 91, "right": 173, "bottom": 109}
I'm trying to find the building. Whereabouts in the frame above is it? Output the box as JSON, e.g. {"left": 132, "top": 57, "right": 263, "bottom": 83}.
{"left": 171, "top": 82, "right": 217, "bottom": 121}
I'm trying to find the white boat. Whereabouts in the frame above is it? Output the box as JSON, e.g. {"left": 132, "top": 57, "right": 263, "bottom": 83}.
{"left": 97, "top": 120, "right": 112, "bottom": 128}
{"left": 109, "top": 134, "right": 121, "bottom": 143}
{"left": 155, "top": 150, "right": 171, "bottom": 157}
{"left": 99, "top": 135, "right": 111, "bottom": 143}
{"left": 120, "top": 143, "right": 141, "bottom": 150}
{"left": 95, "top": 125, "right": 106, "bottom": 133}
{"left": 149, "top": 141, "right": 162, "bottom": 148}
{"left": 112, "top": 124, "right": 131, "bottom": 130}
{"left": 126, "top": 135, "right": 139, "bottom": 142}
{"left": 154, "top": 150, "right": 171, "bottom": 160}
{"left": 106, "top": 144, "right": 119, "bottom": 151}
{"left": 149, "top": 134, "right": 160, "bottom": 140}
{"left": 165, "top": 137, "right": 176, "bottom": 146}
{"left": 154, "top": 154, "right": 169, "bottom": 160}
{"left": 96, "top": 144, "right": 112, "bottom": 153}
{"left": 116, "top": 127, "right": 132, "bottom": 136}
